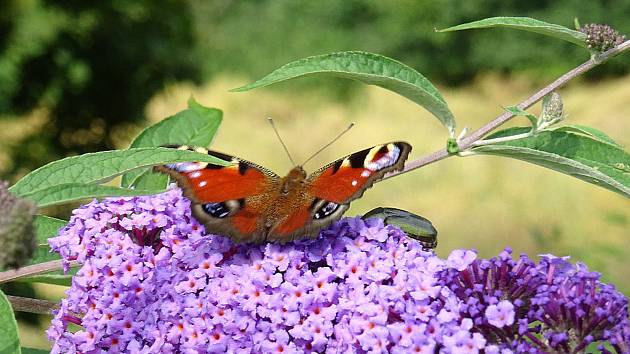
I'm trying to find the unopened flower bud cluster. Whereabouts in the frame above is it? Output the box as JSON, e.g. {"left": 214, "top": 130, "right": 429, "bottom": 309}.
{"left": 580, "top": 23, "right": 626, "bottom": 52}
{"left": 0, "top": 180, "right": 36, "bottom": 269}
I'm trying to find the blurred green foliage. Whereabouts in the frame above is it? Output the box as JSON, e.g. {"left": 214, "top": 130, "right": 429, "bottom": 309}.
{"left": 1, "top": 0, "right": 630, "bottom": 180}
{"left": 0, "top": 0, "right": 201, "bottom": 177}
{"left": 194, "top": 0, "right": 630, "bottom": 83}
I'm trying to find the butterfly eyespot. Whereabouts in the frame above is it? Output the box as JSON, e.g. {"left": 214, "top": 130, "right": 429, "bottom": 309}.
{"left": 202, "top": 202, "right": 231, "bottom": 218}
{"left": 201, "top": 199, "right": 244, "bottom": 219}
{"left": 314, "top": 201, "right": 340, "bottom": 219}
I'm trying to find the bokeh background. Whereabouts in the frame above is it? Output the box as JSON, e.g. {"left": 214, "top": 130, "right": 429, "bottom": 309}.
{"left": 2, "top": 1, "right": 629, "bottom": 349}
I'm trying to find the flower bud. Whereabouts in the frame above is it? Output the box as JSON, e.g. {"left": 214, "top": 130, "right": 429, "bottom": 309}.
{"left": 580, "top": 23, "right": 626, "bottom": 52}
{"left": 540, "top": 92, "right": 564, "bottom": 125}
{"left": 0, "top": 181, "right": 37, "bottom": 269}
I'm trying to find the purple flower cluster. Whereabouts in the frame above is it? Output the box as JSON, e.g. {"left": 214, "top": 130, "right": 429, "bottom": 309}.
{"left": 47, "top": 188, "right": 630, "bottom": 353}
{"left": 47, "top": 188, "right": 483, "bottom": 353}
{"left": 438, "top": 249, "right": 630, "bottom": 353}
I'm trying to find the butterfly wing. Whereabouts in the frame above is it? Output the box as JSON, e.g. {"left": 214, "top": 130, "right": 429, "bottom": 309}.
{"left": 267, "top": 142, "right": 412, "bottom": 241}
{"left": 308, "top": 142, "right": 412, "bottom": 203}
{"left": 155, "top": 145, "right": 280, "bottom": 243}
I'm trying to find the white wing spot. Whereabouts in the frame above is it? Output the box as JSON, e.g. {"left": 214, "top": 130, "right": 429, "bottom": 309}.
{"left": 191, "top": 171, "right": 202, "bottom": 178}
{"left": 198, "top": 181, "right": 207, "bottom": 187}
{"left": 361, "top": 170, "right": 370, "bottom": 178}
{"left": 351, "top": 180, "right": 358, "bottom": 186}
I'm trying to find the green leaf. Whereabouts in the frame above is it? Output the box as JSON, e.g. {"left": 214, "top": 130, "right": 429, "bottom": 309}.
{"left": 28, "top": 245, "right": 60, "bottom": 267}
{"left": 18, "top": 267, "right": 78, "bottom": 287}
{"left": 439, "top": 17, "right": 587, "bottom": 48}
{"left": 504, "top": 106, "right": 538, "bottom": 128}
{"left": 232, "top": 51, "right": 456, "bottom": 136}
{"left": 586, "top": 341, "right": 614, "bottom": 353}
{"left": 34, "top": 216, "right": 67, "bottom": 244}
{"left": 18, "top": 273, "right": 72, "bottom": 286}
{"left": 20, "top": 183, "right": 163, "bottom": 208}
{"left": 550, "top": 125, "right": 621, "bottom": 147}
{"left": 20, "top": 349, "right": 48, "bottom": 354}
{"left": 9, "top": 147, "right": 228, "bottom": 197}
{"left": 121, "top": 97, "right": 223, "bottom": 189}
{"left": 128, "top": 98, "right": 222, "bottom": 149}
{"left": 0, "top": 290, "right": 20, "bottom": 354}
{"left": 128, "top": 170, "right": 169, "bottom": 190}
{"left": 472, "top": 127, "right": 630, "bottom": 198}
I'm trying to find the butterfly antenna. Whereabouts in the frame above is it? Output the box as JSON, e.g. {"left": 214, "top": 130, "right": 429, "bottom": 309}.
{"left": 267, "top": 117, "right": 296, "bottom": 166}
{"left": 301, "top": 122, "right": 355, "bottom": 167}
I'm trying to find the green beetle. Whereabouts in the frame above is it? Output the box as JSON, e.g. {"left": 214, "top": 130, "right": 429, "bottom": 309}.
{"left": 363, "top": 207, "right": 438, "bottom": 249}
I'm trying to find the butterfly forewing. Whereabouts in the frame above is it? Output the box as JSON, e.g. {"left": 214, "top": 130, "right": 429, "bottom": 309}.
{"left": 307, "top": 142, "right": 411, "bottom": 204}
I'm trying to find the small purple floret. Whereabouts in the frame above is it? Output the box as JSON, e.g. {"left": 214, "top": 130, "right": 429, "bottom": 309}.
{"left": 485, "top": 300, "right": 515, "bottom": 328}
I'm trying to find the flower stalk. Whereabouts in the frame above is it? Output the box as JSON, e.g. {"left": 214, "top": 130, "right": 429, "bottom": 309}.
{"left": 0, "top": 259, "right": 73, "bottom": 284}
{"left": 8, "top": 295, "right": 59, "bottom": 315}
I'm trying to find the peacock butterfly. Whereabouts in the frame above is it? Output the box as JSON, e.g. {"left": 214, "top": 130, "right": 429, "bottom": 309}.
{"left": 155, "top": 142, "right": 411, "bottom": 243}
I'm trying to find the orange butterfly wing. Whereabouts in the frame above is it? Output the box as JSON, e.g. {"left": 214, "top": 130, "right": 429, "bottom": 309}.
{"left": 155, "top": 146, "right": 280, "bottom": 242}
{"left": 308, "top": 142, "right": 412, "bottom": 203}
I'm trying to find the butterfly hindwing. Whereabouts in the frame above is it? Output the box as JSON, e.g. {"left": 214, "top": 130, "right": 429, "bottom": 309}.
{"left": 268, "top": 200, "right": 350, "bottom": 242}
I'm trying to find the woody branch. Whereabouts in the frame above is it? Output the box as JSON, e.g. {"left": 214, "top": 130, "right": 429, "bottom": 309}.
{"left": 384, "top": 39, "right": 630, "bottom": 180}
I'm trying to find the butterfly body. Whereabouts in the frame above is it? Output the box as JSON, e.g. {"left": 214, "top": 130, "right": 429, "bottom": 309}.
{"left": 156, "top": 142, "right": 411, "bottom": 243}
